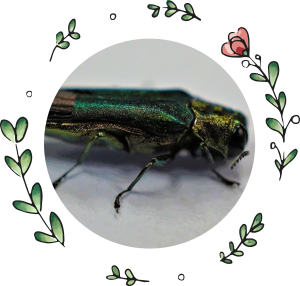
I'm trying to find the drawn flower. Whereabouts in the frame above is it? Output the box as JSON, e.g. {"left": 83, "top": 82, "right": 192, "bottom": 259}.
{"left": 222, "top": 27, "right": 250, "bottom": 57}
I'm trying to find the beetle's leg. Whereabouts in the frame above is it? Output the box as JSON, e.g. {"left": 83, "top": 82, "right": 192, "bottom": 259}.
{"left": 114, "top": 154, "right": 174, "bottom": 213}
{"left": 52, "top": 134, "right": 102, "bottom": 188}
{"left": 200, "top": 143, "right": 240, "bottom": 186}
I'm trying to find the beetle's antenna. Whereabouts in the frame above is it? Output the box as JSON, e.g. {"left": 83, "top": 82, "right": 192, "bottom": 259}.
{"left": 231, "top": 151, "right": 250, "bottom": 170}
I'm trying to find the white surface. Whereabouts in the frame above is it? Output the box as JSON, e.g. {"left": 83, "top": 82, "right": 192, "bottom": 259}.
{"left": 44, "top": 39, "right": 255, "bottom": 248}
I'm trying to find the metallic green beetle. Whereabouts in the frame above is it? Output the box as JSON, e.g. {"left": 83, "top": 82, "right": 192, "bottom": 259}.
{"left": 46, "top": 89, "right": 249, "bottom": 212}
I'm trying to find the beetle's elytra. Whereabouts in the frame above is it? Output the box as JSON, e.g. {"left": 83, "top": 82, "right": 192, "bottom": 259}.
{"left": 46, "top": 89, "right": 249, "bottom": 212}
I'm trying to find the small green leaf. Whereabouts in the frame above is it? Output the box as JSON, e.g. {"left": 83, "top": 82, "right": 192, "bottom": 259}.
{"left": 265, "top": 94, "right": 278, "bottom": 108}
{"left": 283, "top": 149, "right": 297, "bottom": 167}
{"left": 151, "top": 10, "right": 159, "bottom": 18}
{"left": 279, "top": 92, "right": 286, "bottom": 111}
{"left": 127, "top": 280, "right": 135, "bottom": 286}
{"left": 50, "top": 212, "right": 64, "bottom": 244}
{"left": 106, "top": 276, "right": 117, "bottom": 280}
{"left": 184, "top": 3, "right": 194, "bottom": 14}
{"left": 56, "top": 32, "right": 63, "bottom": 44}
{"left": 243, "top": 239, "right": 257, "bottom": 247}
{"left": 1, "top": 120, "right": 15, "bottom": 142}
{"left": 35, "top": 231, "right": 57, "bottom": 243}
{"left": 266, "top": 118, "right": 283, "bottom": 136}
{"left": 20, "top": 149, "right": 32, "bottom": 175}
{"left": 31, "top": 183, "right": 42, "bottom": 211}
{"left": 223, "top": 259, "right": 232, "bottom": 264}
{"left": 275, "top": 160, "right": 281, "bottom": 170}
{"left": 181, "top": 14, "right": 193, "bottom": 21}
{"left": 125, "top": 269, "right": 134, "bottom": 279}
{"left": 220, "top": 252, "right": 224, "bottom": 259}
{"left": 167, "top": 1, "right": 176, "bottom": 9}
{"left": 252, "top": 224, "right": 264, "bottom": 233}
{"left": 5, "top": 156, "right": 21, "bottom": 176}
{"left": 229, "top": 241, "right": 234, "bottom": 252}
{"left": 250, "top": 73, "right": 267, "bottom": 82}
{"left": 233, "top": 251, "right": 244, "bottom": 256}
{"left": 70, "top": 32, "right": 80, "bottom": 39}
{"left": 251, "top": 213, "right": 262, "bottom": 229}
{"left": 16, "top": 117, "right": 28, "bottom": 143}
{"left": 147, "top": 4, "right": 159, "bottom": 10}
{"left": 165, "top": 9, "right": 177, "bottom": 17}
{"left": 58, "top": 41, "right": 70, "bottom": 49}
{"left": 112, "top": 265, "right": 120, "bottom": 277}
{"left": 268, "top": 61, "right": 279, "bottom": 88}
{"left": 68, "top": 19, "right": 76, "bottom": 33}
{"left": 13, "top": 201, "right": 37, "bottom": 214}
{"left": 239, "top": 224, "right": 247, "bottom": 240}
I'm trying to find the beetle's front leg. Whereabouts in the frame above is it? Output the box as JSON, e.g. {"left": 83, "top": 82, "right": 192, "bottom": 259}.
{"left": 114, "top": 154, "right": 174, "bottom": 213}
{"left": 199, "top": 143, "right": 240, "bottom": 186}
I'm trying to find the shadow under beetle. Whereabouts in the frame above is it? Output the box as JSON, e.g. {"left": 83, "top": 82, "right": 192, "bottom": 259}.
{"left": 46, "top": 89, "right": 249, "bottom": 213}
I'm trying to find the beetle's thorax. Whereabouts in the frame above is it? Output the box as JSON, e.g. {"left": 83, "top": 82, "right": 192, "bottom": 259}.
{"left": 191, "top": 99, "right": 236, "bottom": 158}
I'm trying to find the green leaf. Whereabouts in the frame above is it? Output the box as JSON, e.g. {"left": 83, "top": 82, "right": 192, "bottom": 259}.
{"left": 112, "top": 265, "right": 120, "bottom": 277}
{"left": 181, "top": 14, "right": 193, "bottom": 21}
{"left": 165, "top": 9, "right": 177, "bottom": 17}
{"left": 220, "top": 252, "right": 224, "bottom": 259}
{"left": 167, "top": 1, "right": 176, "bottom": 9}
{"left": 106, "top": 276, "right": 117, "bottom": 280}
{"left": 68, "top": 19, "right": 76, "bottom": 33}
{"left": 251, "top": 213, "right": 262, "bottom": 229}
{"left": 268, "top": 61, "right": 279, "bottom": 88}
{"left": 250, "top": 73, "right": 267, "bottom": 82}
{"left": 1, "top": 120, "right": 15, "bottom": 142}
{"left": 233, "top": 251, "right": 244, "bottom": 256}
{"left": 56, "top": 32, "right": 63, "bottom": 44}
{"left": 252, "top": 224, "right": 264, "bottom": 233}
{"left": 57, "top": 41, "right": 70, "bottom": 49}
{"left": 239, "top": 224, "right": 247, "bottom": 240}
{"left": 147, "top": 4, "right": 159, "bottom": 10}
{"left": 16, "top": 117, "right": 28, "bottom": 143}
{"left": 35, "top": 231, "right": 57, "bottom": 243}
{"left": 50, "top": 212, "right": 64, "bottom": 244}
{"left": 20, "top": 149, "right": 32, "bottom": 175}
{"left": 125, "top": 269, "right": 134, "bottom": 279}
{"left": 13, "top": 201, "right": 37, "bottom": 214}
{"left": 70, "top": 32, "right": 80, "bottom": 39}
{"left": 223, "top": 259, "right": 232, "bottom": 264}
{"left": 266, "top": 118, "right": 283, "bottom": 136}
{"left": 184, "top": 3, "right": 194, "bottom": 14}
{"left": 151, "top": 10, "right": 159, "bottom": 18}
{"left": 265, "top": 94, "right": 278, "bottom": 108}
{"left": 127, "top": 280, "right": 136, "bottom": 286}
{"left": 229, "top": 241, "right": 234, "bottom": 252}
{"left": 5, "top": 156, "right": 21, "bottom": 176}
{"left": 275, "top": 160, "right": 281, "bottom": 170}
{"left": 31, "top": 183, "right": 42, "bottom": 211}
{"left": 283, "top": 149, "right": 298, "bottom": 167}
{"left": 243, "top": 239, "right": 257, "bottom": 247}
{"left": 279, "top": 92, "right": 286, "bottom": 111}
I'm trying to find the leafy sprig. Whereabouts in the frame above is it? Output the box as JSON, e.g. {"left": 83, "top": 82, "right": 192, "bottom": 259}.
{"left": 49, "top": 19, "right": 80, "bottom": 62}
{"left": 106, "top": 265, "right": 149, "bottom": 285}
{"left": 220, "top": 213, "right": 264, "bottom": 264}
{"left": 1, "top": 117, "right": 65, "bottom": 246}
{"left": 148, "top": 1, "right": 201, "bottom": 21}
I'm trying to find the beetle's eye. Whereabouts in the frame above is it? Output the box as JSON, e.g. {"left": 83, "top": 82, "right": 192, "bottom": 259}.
{"left": 228, "top": 125, "right": 248, "bottom": 158}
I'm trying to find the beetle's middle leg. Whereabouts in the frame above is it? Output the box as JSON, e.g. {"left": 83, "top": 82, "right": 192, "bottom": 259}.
{"left": 199, "top": 143, "right": 240, "bottom": 186}
{"left": 114, "top": 154, "right": 174, "bottom": 213}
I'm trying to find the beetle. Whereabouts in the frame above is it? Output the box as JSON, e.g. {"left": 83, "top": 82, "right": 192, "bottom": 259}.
{"left": 46, "top": 88, "right": 249, "bottom": 213}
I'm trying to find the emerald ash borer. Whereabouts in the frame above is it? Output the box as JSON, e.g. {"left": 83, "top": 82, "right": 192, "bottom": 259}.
{"left": 46, "top": 89, "right": 249, "bottom": 213}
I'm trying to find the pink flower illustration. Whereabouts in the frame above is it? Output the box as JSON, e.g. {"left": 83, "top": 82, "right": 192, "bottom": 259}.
{"left": 222, "top": 27, "right": 250, "bottom": 57}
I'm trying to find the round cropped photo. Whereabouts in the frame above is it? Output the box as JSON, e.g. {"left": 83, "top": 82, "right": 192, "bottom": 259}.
{"left": 44, "top": 39, "right": 255, "bottom": 248}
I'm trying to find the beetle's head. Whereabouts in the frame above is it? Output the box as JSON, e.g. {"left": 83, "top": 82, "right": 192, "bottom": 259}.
{"left": 191, "top": 99, "right": 248, "bottom": 160}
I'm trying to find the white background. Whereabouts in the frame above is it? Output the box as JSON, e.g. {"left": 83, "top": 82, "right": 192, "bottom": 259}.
{"left": 45, "top": 39, "right": 255, "bottom": 248}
